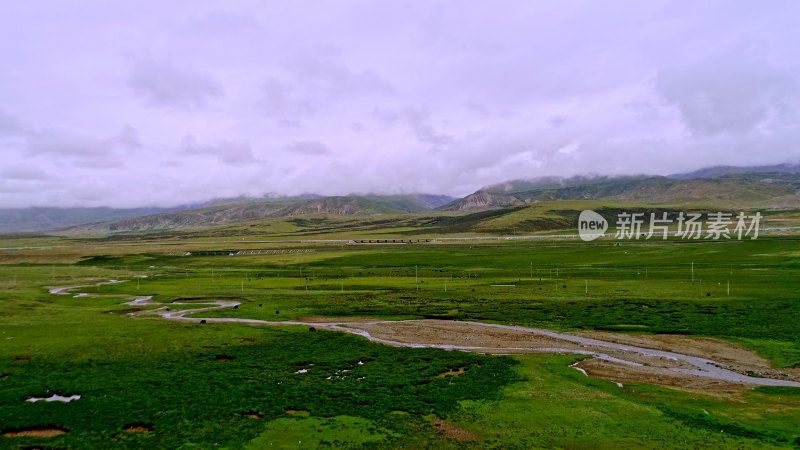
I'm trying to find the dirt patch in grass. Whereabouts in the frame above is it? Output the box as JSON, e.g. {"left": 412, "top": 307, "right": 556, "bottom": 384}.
{"left": 437, "top": 367, "right": 466, "bottom": 378}
{"left": 433, "top": 419, "right": 480, "bottom": 441}
{"left": 244, "top": 411, "right": 263, "bottom": 419}
{"left": 122, "top": 423, "right": 152, "bottom": 433}
{"left": 285, "top": 409, "right": 308, "bottom": 415}
{"left": 175, "top": 296, "right": 244, "bottom": 303}
{"left": 575, "top": 359, "right": 751, "bottom": 396}
{"left": 105, "top": 308, "right": 142, "bottom": 315}
{"left": 12, "top": 357, "right": 30, "bottom": 363}
{"left": 240, "top": 337, "right": 255, "bottom": 342}
{"left": 215, "top": 355, "right": 235, "bottom": 361}
{"left": 350, "top": 321, "right": 688, "bottom": 369}
{"left": 344, "top": 320, "right": 800, "bottom": 393}
{"left": 575, "top": 331, "right": 800, "bottom": 383}
{"left": 351, "top": 320, "right": 587, "bottom": 352}
{"left": 4, "top": 427, "right": 68, "bottom": 438}
{"left": 297, "top": 316, "right": 385, "bottom": 323}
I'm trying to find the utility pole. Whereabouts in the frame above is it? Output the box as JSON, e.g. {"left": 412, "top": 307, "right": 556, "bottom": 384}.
{"left": 444, "top": 280, "right": 447, "bottom": 292}
{"left": 727, "top": 280, "right": 730, "bottom": 296}
{"left": 585, "top": 279, "right": 588, "bottom": 294}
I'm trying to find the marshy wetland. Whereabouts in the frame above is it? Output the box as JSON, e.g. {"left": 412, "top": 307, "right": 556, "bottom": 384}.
{"left": 3, "top": 233, "right": 800, "bottom": 448}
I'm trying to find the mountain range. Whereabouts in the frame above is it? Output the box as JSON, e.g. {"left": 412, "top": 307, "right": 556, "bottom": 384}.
{"left": 2, "top": 164, "right": 799, "bottom": 234}
{"left": 440, "top": 169, "right": 800, "bottom": 211}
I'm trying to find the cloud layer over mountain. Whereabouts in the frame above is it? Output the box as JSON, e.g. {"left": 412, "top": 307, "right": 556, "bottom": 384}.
{"left": 1, "top": 1, "right": 799, "bottom": 207}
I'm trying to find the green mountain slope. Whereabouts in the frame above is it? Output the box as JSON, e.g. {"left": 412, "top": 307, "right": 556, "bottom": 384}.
{"left": 440, "top": 172, "right": 800, "bottom": 211}
{"left": 0, "top": 206, "right": 185, "bottom": 234}
{"left": 60, "top": 194, "right": 455, "bottom": 234}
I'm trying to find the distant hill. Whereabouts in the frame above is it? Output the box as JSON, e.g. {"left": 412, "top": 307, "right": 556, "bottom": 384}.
{"left": 668, "top": 163, "right": 800, "bottom": 180}
{"left": 284, "top": 194, "right": 454, "bottom": 215}
{"left": 197, "top": 194, "right": 323, "bottom": 208}
{"left": 0, "top": 206, "right": 188, "bottom": 234}
{"left": 280, "top": 196, "right": 407, "bottom": 216}
{"left": 361, "top": 194, "right": 454, "bottom": 211}
{"left": 6, "top": 163, "right": 800, "bottom": 234}
{"left": 479, "top": 175, "right": 614, "bottom": 194}
{"left": 439, "top": 169, "right": 800, "bottom": 211}
{"left": 0, "top": 194, "right": 324, "bottom": 234}
{"left": 437, "top": 191, "right": 526, "bottom": 211}
{"left": 59, "top": 194, "right": 455, "bottom": 234}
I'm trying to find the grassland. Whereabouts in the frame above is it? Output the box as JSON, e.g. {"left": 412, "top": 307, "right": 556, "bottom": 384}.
{"left": 2, "top": 218, "right": 800, "bottom": 448}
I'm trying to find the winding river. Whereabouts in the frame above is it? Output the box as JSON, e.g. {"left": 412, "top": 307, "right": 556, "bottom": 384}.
{"left": 51, "top": 280, "right": 800, "bottom": 388}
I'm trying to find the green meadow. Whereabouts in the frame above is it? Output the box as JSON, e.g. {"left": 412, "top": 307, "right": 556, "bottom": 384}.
{"left": 2, "top": 230, "right": 800, "bottom": 448}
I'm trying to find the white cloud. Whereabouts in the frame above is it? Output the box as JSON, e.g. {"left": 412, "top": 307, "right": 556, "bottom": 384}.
{"left": 0, "top": 165, "right": 50, "bottom": 180}
{"left": 128, "top": 58, "right": 224, "bottom": 109}
{"left": 284, "top": 140, "right": 330, "bottom": 155}
{"left": 179, "top": 134, "right": 256, "bottom": 166}
{"left": 0, "top": 0, "right": 799, "bottom": 207}
{"left": 656, "top": 43, "right": 798, "bottom": 136}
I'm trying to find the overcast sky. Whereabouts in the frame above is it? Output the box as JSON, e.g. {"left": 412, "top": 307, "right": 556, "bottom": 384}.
{"left": 1, "top": 1, "right": 799, "bottom": 208}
